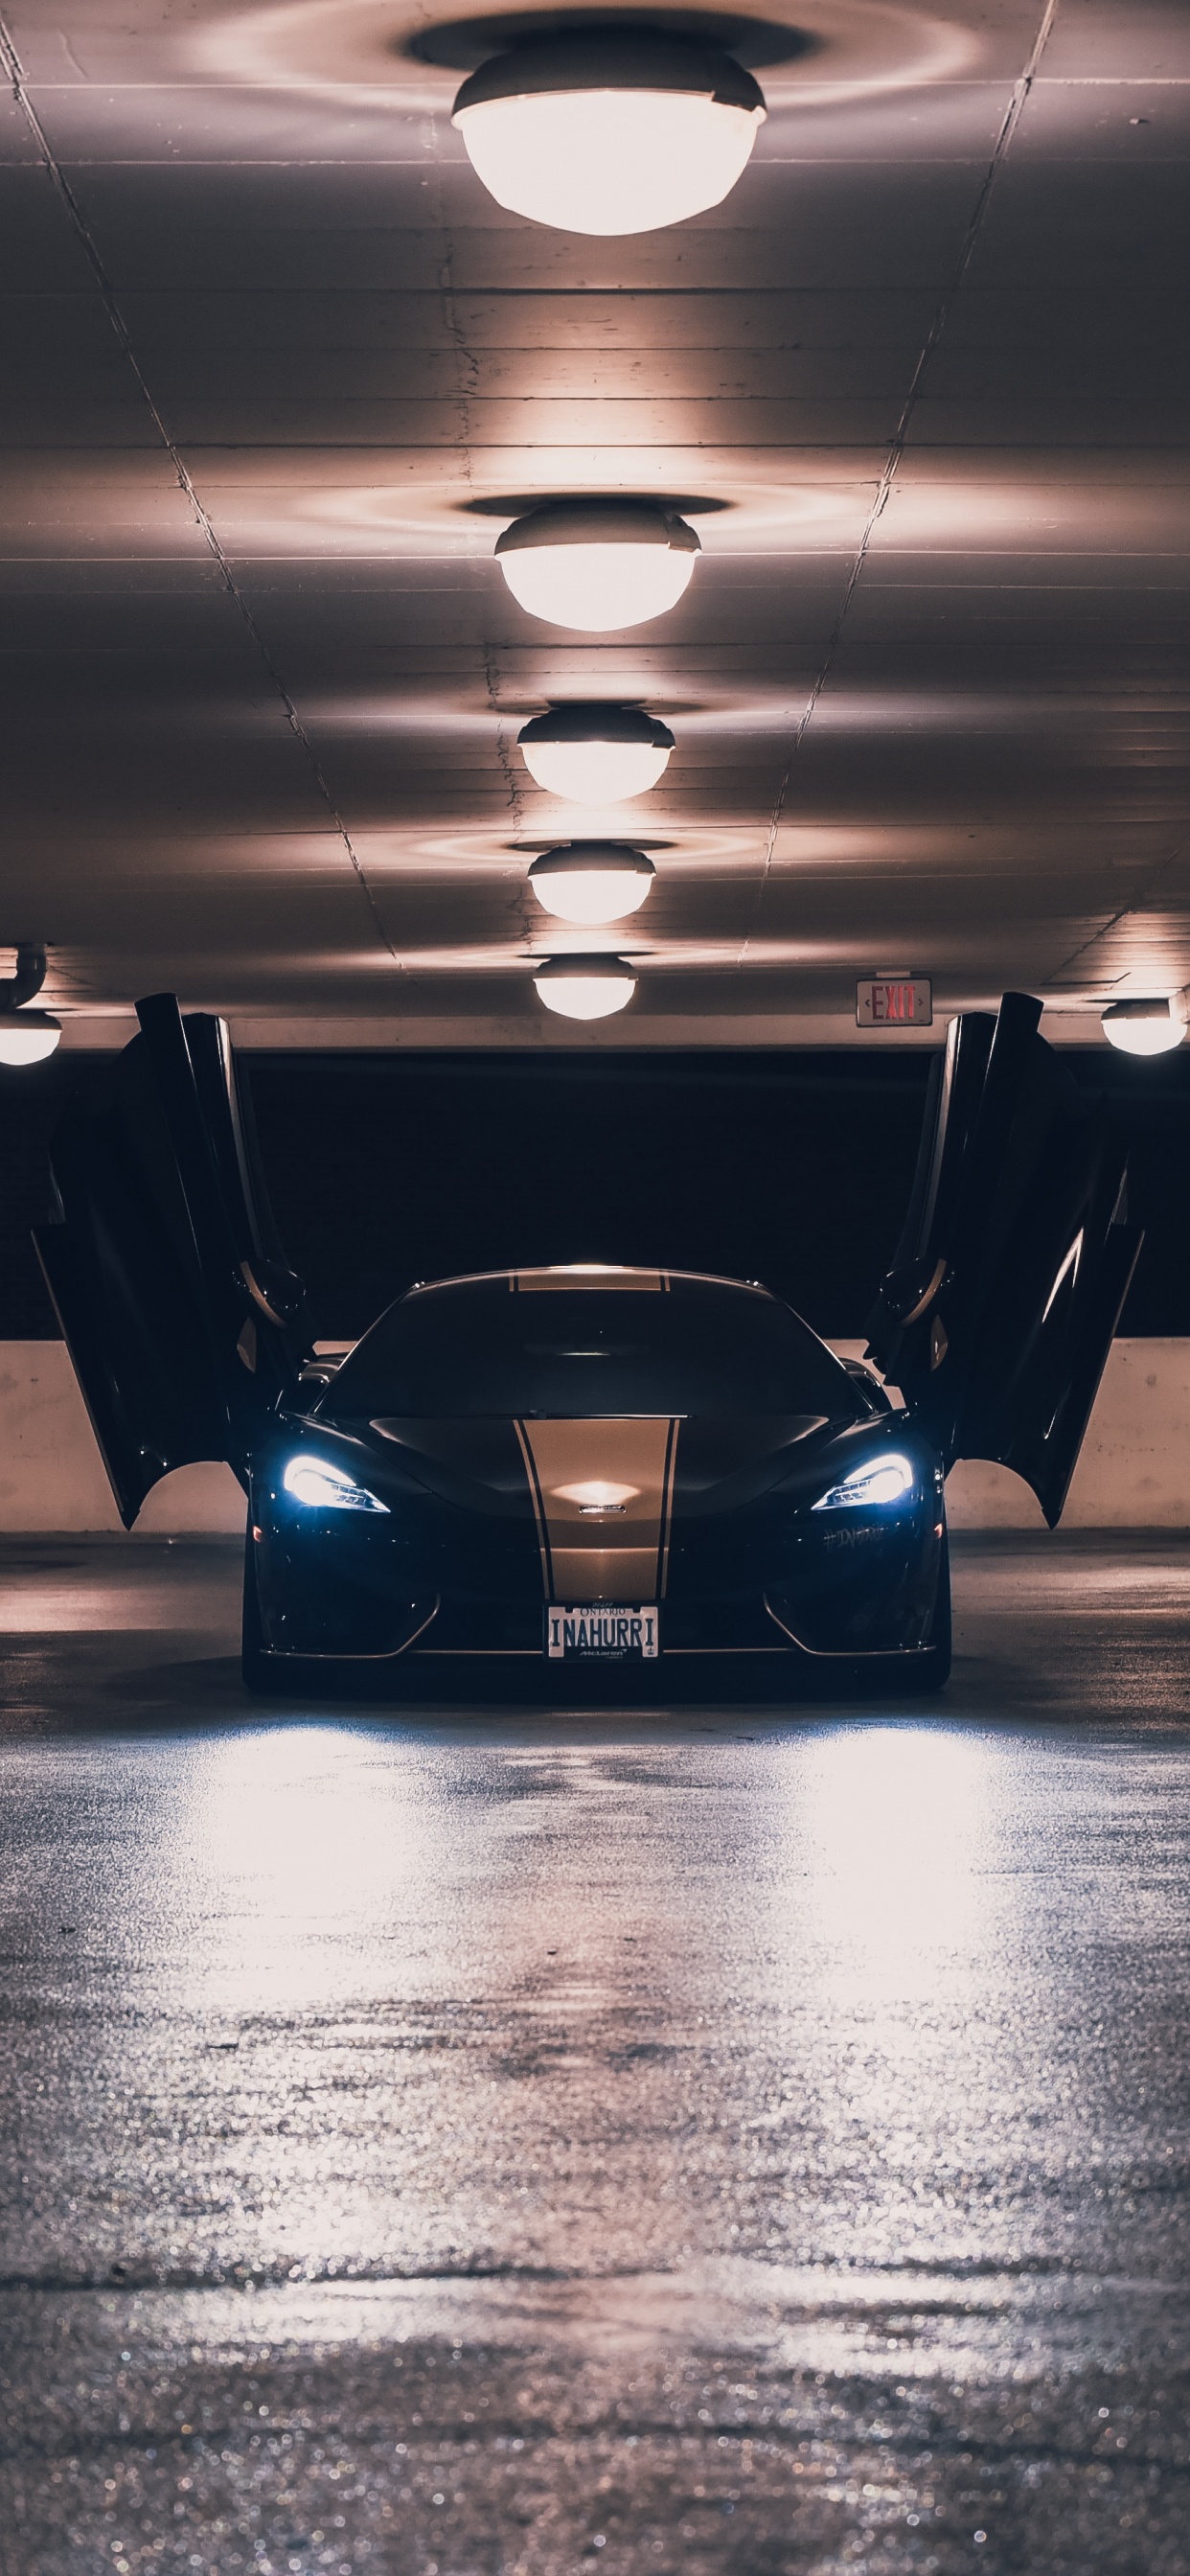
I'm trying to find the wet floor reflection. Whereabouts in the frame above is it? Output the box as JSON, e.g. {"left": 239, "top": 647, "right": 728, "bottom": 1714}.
{"left": 2, "top": 1540, "right": 1190, "bottom": 2569}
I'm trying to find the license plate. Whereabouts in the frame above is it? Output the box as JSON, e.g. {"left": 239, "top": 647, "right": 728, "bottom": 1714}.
{"left": 546, "top": 1605, "right": 659, "bottom": 1661}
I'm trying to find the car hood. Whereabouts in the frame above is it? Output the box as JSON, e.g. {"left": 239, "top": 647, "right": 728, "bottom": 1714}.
{"left": 359, "top": 1412, "right": 846, "bottom": 1608}
{"left": 355, "top": 1411, "right": 837, "bottom": 1518}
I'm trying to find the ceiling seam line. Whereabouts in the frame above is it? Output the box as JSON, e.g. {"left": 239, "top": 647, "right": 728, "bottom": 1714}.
{"left": 424, "top": 122, "right": 525, "bottom": 855}
{"left": 1048, "top": 847, "right": 1184, "bottom": 986}
{"left": 0, "top": 12, "right": 398, "bottom": 967}
{"left": 742, "top": 0, "right": 1061, "bottom": 973}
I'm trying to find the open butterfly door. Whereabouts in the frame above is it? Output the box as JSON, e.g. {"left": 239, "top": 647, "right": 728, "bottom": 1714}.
{"left": 865, "top": 992, "right": 1143, "bottom": 1528}
{"left": 34, "top": 994, "right": 312, "bottom": 1528}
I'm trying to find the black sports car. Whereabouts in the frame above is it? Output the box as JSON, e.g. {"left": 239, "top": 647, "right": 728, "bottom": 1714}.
{"left": 35, "top": 991, "right": 1141, "bottom": 1699}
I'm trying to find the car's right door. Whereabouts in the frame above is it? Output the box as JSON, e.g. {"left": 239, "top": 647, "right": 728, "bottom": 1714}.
{"left": 865, "top": 992, "right": 1143, "bottom": 1527}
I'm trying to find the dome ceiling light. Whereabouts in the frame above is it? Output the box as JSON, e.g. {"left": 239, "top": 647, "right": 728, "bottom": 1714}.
{"left": 451, "top": 25, "right": 767, "bottom": 236}
{"left": 496, "top": 500, "right": 699, "bottom": 632}
{"left": 0, "top": 941, "right": 61, "bottom": 1066}
{"left": 533, "top": 954, "right": 638, "bottom": 1021}
{"left": 0, "top": 1013, "right": 62, "bottom": 1068}
{"left": 1102, "top": 995, "right": 1188, "bottom": 1056}
{"left": 529, "top": 842, "right": 655, "bottom": 926}
{"left": 517, "top": 703, "right": 675, "bottom": 804}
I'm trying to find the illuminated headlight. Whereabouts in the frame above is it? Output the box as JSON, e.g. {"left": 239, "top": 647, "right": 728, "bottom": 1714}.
{"left": 812, "top": 1454, "right": 915, "bottom": 1511}
{"left": 283, "top": 1457, "right": 389, "bottom": 1514}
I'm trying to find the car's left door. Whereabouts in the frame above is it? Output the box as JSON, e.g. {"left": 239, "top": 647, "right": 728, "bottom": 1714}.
{"left": 34, "top": 994, "right": 311, "bottom": 1527}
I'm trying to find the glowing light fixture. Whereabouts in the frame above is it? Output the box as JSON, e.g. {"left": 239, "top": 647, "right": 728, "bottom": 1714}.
{"left": 452, "top": 27, "right": 766, "bottom": 237}
{"left": 529, "top": 843, "right": 654, "bottom": 927}
{"left": 0, "top": 942, "right": 60, "bottom": 1065}
{"left": 496, "top": 500, "right": 699, "bottom": 632}
{"left": 812, "top": 1454, "right": 915, "bottom": 1511}
{"left": 533, "top": 954, "right": 638, "bottom": 1021}
{"left": 0, "top": 1010, "right": 60, "bottom": 1067}
{"left": 517, "top": 704, "right": 674, "bottom": 804}
{"left": 1102, "top": 996, "right": 1187, "bottom": 1056}
{"left": 283, "top": 1455, "right": 389, "bottom": 1513}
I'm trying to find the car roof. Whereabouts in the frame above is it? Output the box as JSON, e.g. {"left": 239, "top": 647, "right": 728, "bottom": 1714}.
{"left": 403, "top": 1264, "right": 775, "bottom": 1301}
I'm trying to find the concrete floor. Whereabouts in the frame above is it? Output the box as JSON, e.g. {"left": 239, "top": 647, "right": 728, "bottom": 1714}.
{"left": 1, "top": 1534, "right": 1189, "bottom": 2576}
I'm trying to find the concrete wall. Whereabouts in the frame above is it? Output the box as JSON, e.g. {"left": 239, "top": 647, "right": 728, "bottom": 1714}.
{"left": 834, "top": 1340, "right": 1190, "bottom": 1530}
{"left": 3, "top": 1339, "right": 1190, "bottom": 1535}
{"left": 0, "top": 1344, "right": 245, "bottom": 1534}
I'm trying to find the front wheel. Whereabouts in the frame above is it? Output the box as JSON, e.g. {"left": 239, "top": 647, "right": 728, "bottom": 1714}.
{"left": 927, "top": 1529, "right": 952, "bottom": 1684}
{"left": 885, "top": 1530, "right": 951, "bottom": 1695}
{"left": 800, "top": 1531, "right": 951, "bottom": 1702}
{"left": 240, "top": 1536, "right": 440, "bottom": 1700}
{"left": 240, "top": 1530, "right": 281, "bottom": 1693}
{"left": 241, "top": 1530, "right": 317, "bottom": 1696}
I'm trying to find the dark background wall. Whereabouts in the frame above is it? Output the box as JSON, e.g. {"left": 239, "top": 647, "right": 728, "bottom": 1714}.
{"left": 246, "top": 1050, "right": 935, "bottom": 1341}
{"left": 4, "top": 1046, "right": 1188, "bottom": 1344}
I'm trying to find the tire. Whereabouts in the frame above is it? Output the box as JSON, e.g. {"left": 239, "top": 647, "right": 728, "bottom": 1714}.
{"left": 240, "top": 1539, "right": 437, "bottom": 1700}
{"left": 240, "top": 1530, "right": 291, "bottom": 1695}
{"left": 893, "top": 1530, "right": 951, "bottom": 1694}
{"left": 924, "top": 1529, "right": 952, "bottom": 1687}
{"left": 808, "top": 1532, "right": 951, "bottom": 1702}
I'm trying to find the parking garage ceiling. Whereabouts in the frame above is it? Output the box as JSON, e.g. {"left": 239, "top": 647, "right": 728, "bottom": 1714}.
{"left": 1, "top": 0, "right": 1187, "bottom": 1044}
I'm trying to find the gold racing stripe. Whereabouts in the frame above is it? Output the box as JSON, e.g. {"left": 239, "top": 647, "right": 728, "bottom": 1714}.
{"left": 515, "top": 1417, "right": 680, "bottom": 1603}
{"left": 511, "top": 1266, "right": 669, "bottom": 1293}
{"left": 513, "top": 1418, "right": 554, "bottom": 1597}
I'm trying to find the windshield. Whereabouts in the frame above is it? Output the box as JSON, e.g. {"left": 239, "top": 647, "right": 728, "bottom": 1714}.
{"left": 319, "top": 1277, "right": 862, "bottom": 1421}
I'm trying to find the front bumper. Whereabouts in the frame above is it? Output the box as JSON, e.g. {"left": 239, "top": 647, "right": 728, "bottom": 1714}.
{"left": 248, "top": 1476, "right": 945, "bottom": 1667}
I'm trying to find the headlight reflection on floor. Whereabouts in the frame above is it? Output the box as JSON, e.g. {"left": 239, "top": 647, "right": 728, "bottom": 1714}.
{"left": 180, "top": 1728, "right": 450, "bottom": 2007}
{"left": 790, "top": 1725, "right": 1006, "bottom": 1994}
{"left": 764, "top": 1728, "right": 1020, "bottom": 2233}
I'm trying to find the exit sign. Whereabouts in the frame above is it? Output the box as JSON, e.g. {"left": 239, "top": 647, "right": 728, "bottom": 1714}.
{"left": 857, "top": 977, "right": 932, "bottom": 1028}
